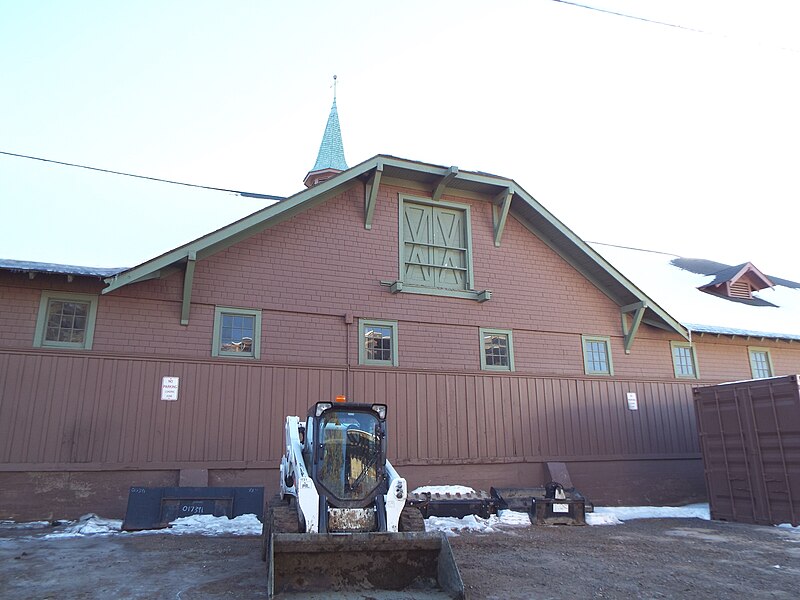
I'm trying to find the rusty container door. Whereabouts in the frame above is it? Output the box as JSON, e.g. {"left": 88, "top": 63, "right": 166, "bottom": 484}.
{"left": 694, "top": 375, "right": 800, "bottom": 526}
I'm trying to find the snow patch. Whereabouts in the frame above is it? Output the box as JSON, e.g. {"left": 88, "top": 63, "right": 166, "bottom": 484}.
{"left": 0, "top": 520, "right": 51, "bottom": 530}
{"left": 161, "top": 513, "right": 263, "bottom": 536}
{"left": 412, "top": 485, "right": 476, "bottom": 495}
{"left": 44, "top": 514, "right": 122, "bottom": 538}
{"left": 587, "top": 503, "right": 710, "bottom": 525}
{"left": 425, "top": 509, "right": 531, "bottom": 536}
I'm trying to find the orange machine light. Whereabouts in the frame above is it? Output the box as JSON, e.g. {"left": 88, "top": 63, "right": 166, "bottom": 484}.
{"left": 334, "top": 395, "right": 347, "bottom": 403}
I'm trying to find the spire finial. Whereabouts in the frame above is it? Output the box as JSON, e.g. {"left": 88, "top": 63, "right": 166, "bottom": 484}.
{"left": 332, "top": 74, "right": 337, "bottom": 101}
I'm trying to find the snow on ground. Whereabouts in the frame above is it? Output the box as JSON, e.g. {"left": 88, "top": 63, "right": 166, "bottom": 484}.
{"left": 152, "top": 514, "right": 262, "bottom": 536}
{"left": 425, "top": 509, "right": 531, "bottom": 535}
{"left": 586, "top": 503, "right": 710, "bottom": 525}
{"left": 412, "top": 485, "right": 476, "bottom": 495}
{"left": 43, "top": 514, "right": 124, "bottom": 539}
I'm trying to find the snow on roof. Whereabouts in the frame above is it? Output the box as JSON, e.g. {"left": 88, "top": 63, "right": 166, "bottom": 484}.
{"left": 0, "top": 259, "right": 124, "bottom": 278}
{"left": 591, "top": 243, "right": 800, "bottom": 339}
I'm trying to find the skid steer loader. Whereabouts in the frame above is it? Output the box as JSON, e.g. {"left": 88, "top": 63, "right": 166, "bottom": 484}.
{"left": 262, "top": 398, "right": 464, "bottom": 599}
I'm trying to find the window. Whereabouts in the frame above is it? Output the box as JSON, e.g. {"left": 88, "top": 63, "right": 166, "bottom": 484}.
{"left": 582, "top": 335, "right": 613, "bottom": 375}
{"left": 34, "top": 291, "right": 98, "bottom": 350}
{"left": 480, "top": 328, "right": 515, "bottom": 371}
{"left": 358, "top": 319, "right": 398, "bottom": 366}
{"left": 212, "top": 307, "right": 261, "bottom": 358}
{"left": 671, "top": 342, "right": 699, "bottom": 378}
{"left": 748, "top": 347, "right": 773, "bottom": 379}
{"left": 397, "top": 196, "right": 480, "bottom": 300}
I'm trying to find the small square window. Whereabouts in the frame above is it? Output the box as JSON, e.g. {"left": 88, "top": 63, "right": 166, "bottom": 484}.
{"left": 212, "top": 307, "right": 261, "bottom": 358}
{"left": 359, "top": 319, "right": 398, "bottom": 366}
{"left": 480, "top": 328, "right": 515, "bottom": 371}
{"left": 748, "top": 347, "right": 773, "bottom": 379}
{"left": 671, "top": 342, "right": 699, "bottom": 379}
{"left": 582, "top": 335, "right": 613, "bottom": 375}
{"left": 34, "top": 291, "right": 98, "bottom": 350}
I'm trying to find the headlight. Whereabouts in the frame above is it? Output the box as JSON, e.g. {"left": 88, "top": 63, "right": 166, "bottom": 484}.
{"left": 371, "top": 404, "right": 387, "bottom": 420}
{"left": 315, "top": 402, "right": 333, "bottom": 417}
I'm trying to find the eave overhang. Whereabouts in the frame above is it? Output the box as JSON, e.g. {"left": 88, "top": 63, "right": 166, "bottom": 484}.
{"left": 101, "top": 154, "right": 688, "bottom": 340}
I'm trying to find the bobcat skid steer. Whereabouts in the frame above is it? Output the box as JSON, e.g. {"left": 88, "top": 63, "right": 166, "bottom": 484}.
{"left": 262, "top": 399, "right": 464, "bottom": 599}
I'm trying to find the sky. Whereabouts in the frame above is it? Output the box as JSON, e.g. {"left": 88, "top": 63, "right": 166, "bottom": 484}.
{"left": 1, "top": 0, "right": 798, "bottom": 279}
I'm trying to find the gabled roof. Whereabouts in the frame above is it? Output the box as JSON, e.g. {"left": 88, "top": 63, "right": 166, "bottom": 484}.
{"left": 102, "top": 154, "right": 688, "bottom": 339}
{"left": 591, "top": 243, "right": 800, "bottom": 341}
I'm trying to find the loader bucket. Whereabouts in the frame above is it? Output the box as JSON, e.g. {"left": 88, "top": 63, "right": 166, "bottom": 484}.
{"left": 267, "top": 531, "right": 465, "bottom": 599}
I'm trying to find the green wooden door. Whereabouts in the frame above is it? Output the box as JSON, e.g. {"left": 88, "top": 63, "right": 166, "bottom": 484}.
{"left": 402, "top": 201, "right": 468, "bottom": 290}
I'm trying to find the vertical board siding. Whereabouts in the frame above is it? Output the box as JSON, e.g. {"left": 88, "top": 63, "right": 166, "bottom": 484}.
{"left": 1, "top": 351, "right": 699, "bottom": 469}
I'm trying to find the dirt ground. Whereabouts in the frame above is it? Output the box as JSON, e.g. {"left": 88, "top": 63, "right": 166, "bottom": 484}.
{"left": 1, "top": 517, "right": 799, "bottom": 599}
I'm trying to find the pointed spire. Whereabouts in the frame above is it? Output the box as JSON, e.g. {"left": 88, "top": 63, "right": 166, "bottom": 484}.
{"left": 304, "top": 75, "right": 348, "bottom": 188}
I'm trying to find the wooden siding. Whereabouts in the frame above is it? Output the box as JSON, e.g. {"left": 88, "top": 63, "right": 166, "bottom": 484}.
{"left": 1, "top": 350, "right": 698, "bottom": 471}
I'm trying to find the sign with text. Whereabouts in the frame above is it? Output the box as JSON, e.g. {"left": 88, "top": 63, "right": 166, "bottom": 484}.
{"left": 626, "top": 392, "right": 638, "bottom": 410}
{"left": 161, "top": 376, "right": 179, "bottom": 401}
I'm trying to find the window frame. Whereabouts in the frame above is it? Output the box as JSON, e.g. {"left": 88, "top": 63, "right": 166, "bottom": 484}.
{"left": 479, "top": 328, "right": 515, "bottom": 372}
{"left": 748, "top": 346, "right": 774, "bottom": 379}
{"left": 358, "top": 319, "right": 398, "bottom": 367}
{"left": 670, "top": 341, "right": 699, "bottom": 379}
{"left": 581, "top": 335, "right": 614, "bottom": 376}
{"left": 34, "top": 291, "right": 99, "bottom": 350}
{"left": 397, "top": 194, "right": 477, "bottom": 300}
{"left": 212, "top": 306, "right": 262, "bottom": 359}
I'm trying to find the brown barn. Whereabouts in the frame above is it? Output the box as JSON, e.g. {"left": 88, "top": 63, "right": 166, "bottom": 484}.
{"left": 2, "top": 108, "right": 800, "bottom": 520}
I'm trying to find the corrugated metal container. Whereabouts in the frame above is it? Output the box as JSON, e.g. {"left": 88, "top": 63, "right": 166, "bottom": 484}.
{"left": 694, "top": 375, "right": 800, "bottom": 526}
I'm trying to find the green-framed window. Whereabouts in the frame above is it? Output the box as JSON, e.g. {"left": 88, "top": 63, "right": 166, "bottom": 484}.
{"left": 582, "top": 335, "right": 613, "bottom": 376}
{"left": 671, "top": 341, "right": 699, "bottom": 379}
{"left": 398, "top": 195, "right": 477, "bottom": 299}
{"left": 34, "top": 291, "right": 99, "bottom": 350}
{"left": 358, "top": 319, "right": 398, "bottom": 366}
{"left": 212, "top": 307, "right": 261, "bottom": 359}
{"left": 480, "top": 328, "right": 515, "bottom": 371}
{"left": 748, "top": 347, "right": 774, "bottom": 379}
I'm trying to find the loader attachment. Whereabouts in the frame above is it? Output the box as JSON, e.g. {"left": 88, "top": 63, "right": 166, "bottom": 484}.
{"left": 267, "top": 531, "right": 465, "bottom": 599}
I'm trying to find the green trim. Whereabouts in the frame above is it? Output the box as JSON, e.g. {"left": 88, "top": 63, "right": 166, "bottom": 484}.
{"left": 621, "top": 302, "right": 646, "bottom": 354}
{"left": 180, "top": 253, "right": 196, "bottom": 326}
{"left": 670, "top": 341, "right": 699, "bottom": 379}
{"left": 432, "top": 166, "right": 459, "bottom": 202}
{"left": 386, "top": 282, "right": 490, "bottom": 302}
{"left": 581, "top": 335, "right": 614, "bottom": 376}
{"left": 747, "top": 346, "right": 774, "bottom": 379}
{"left": 492, "top": 187, "right": 513, "bottom": 247}
{"left": 364, "top": 162, "right": 383, "bottom": 230}
{"left": 358, "top": 319, "right": 398, "bottom": 367}
{"left": 211, "top": 306, "right": 262, "bottom": 359}
{"left": 479, "top": 328, "right": 515, "bottom": 372}
{"left": 34, "top": 291, "right": 99, "bottom": 350}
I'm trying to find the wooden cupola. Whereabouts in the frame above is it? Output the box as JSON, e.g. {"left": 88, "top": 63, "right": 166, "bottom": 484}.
{"left": 699, "top": 262, "right": 774, "bottom": 300}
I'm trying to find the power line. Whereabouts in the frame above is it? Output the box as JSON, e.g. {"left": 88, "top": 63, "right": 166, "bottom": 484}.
{"left": 0, "top": 150, "right": 284, "bottom": 201}
{"left": 549, "top": 0, "right": 706, "bottom": 33}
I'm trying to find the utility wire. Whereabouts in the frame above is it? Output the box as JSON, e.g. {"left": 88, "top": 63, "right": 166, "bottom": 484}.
{"left": 550, "top": 0, "right": 706, "bottom": 33}
{"left": 0, "top": 150, "right": 284, "bottom": 201}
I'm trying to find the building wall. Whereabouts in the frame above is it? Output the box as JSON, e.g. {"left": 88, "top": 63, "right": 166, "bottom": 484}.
{"left": 2, "top": 182, "right": 800, "bottom": 519}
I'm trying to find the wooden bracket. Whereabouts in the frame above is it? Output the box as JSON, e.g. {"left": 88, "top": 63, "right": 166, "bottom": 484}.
{"left": 621, "top": 301, "right": 646, "bottom": 354}
{"left": 180, "top": 252, "right": 196, "bottom": 326}
{"left": 432, "top": 166, "right": 459, "bottom": 202}
{"left": 492, "top": 187, "right": 513, "bottom": 247}
{"left": 364, "top": 162, "right": 383, "bottom": 230}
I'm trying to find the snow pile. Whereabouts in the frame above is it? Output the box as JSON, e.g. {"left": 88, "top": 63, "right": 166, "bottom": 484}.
{"left": 426, "top": 509, "right": 531, "bottom": 536}
{"left": 587, "top": 503, "right": 710, "bottom": 526}
{"left": 160, "top": 513, "right": 262, "bottom": 536}
{"left": 44, "top": 514, "right": 123, "bottom": 538}
{"left": 412, "top": 485, "right": 476, "bottom": 495}
{"left": 0, "top": 520, "right": 50, "bottom": 530}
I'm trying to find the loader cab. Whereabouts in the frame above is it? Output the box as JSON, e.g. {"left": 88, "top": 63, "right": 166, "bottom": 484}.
{"left": 304, "top": 401, "right": 389, "bottom": 509}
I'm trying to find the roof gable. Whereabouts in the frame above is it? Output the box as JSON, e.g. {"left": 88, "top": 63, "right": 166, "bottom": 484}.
{"left": 102, "top": 155, "right": 688, "bottom": 339}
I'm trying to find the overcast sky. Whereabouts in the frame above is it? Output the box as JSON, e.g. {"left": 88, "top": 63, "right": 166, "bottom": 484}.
{"left": 1, "top": 0, "right": 798, "bottom": 279}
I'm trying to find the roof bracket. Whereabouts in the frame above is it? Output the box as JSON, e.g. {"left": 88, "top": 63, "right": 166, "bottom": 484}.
{"left": 364, "top": 162, "right": 383, "bottom": 230}
{"left": 621, "top": 301, "right": 646, "bottom": 354}
{"left": 432, "top": 166, "right": 459, "bottom": 202}
{"left": 180, "top": 252, "right": 196, "bottom": 326}
{"left": 492, "top": 187, "right": 513, "bottom": 247}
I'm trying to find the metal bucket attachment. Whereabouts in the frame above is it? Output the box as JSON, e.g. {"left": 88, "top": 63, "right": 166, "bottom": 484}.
{"left": 267, "top": 531, "right": 465, "bottom": 599}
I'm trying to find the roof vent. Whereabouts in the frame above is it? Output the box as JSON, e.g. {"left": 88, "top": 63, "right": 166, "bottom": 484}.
{"left": 698, "top": 262, "right": 773, "bottom": 301}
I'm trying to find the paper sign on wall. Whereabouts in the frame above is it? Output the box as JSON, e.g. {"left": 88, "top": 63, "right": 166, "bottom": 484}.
{"left": 161, "top": 376, "right": 179, "bottom": 401}
{"left": 626, "top": 392, "right": 638, "bottom": 410}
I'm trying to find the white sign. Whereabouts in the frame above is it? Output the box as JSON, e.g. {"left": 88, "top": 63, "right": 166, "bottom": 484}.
{"left": 161, "top": 376, "right": 179, "bottom": 401}
{"left": 552, "top": 503, "right": 570, "bottom": 513}
{"left": 627, "top": 392, "right": 638, "bottom": 410}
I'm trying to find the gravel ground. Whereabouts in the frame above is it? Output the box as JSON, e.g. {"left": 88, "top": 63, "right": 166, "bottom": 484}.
{"left": 1, "top": 518, "right": 799, "bottom": 599}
